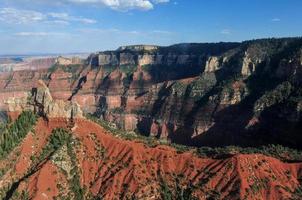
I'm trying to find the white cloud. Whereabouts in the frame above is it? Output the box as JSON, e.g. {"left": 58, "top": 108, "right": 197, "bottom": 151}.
{"left": 221, "top": 29, "right": 231, "bottom": 35}
{"left": 78, "top": 28, "right": 120, "bottom": 34}
{"left": 2, "top": 27, "right": 175, "bottom": 54}
{"left": 0, "top": 8, "right": 45, "bottom": 24}
{"left": 152, "top": 0, "right": 169, "bottom": 3}
{"left": 0, "top": 0, "right": 169, "bottom": 12}
{"left": 78, "top": 28, "right": 173, "bottom": 36}
{"left": 151, "top": 30, "right": 172, "bottom": 34}
{"left": 48, "top": 12, "right": 97, "bottom": 24}
{"left": 0, "top": 7, "right": 97, "bottom": 25}
{"left": 48, "top": 20, "right": 71, "bottom": 25}
{"left": 67, "top": 0, "right": 169, "bottom": 10}
{"left": 14, "top": 32, "right": 67, "bottom": 36}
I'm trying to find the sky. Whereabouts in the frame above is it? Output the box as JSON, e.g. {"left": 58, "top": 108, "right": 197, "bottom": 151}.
{"left": 0, "top": 0, "right": 301, "bottom": 55}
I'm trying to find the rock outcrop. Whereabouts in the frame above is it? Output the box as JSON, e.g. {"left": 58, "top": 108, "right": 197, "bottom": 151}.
{"left": 5, "top": 80, "right": 83, "bottom": 119}
{"left": 205, "top": 56, "right": 221, "bottom": 72}
{"left": 0, "top": 37, "right": 302, "bottom": 148}
{"left": 56, "top": 56, "right": 83, "bottom": 66}
{"left": 95, "top": 43, "right": 239, "bottom": 71}
{"left": 117, "top": 44, "right": 159, "bottom": 51}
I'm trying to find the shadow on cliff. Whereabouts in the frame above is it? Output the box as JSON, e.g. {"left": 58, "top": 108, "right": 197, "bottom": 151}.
{"left": 170, "top": 41, "right": 302, "bottom": 148}
{"left": 188, "top": 95, "right": 302, "bottom": 149}
{"left": 68, "top": 75, "right": 87, "bottom": 101}
{"left": 4, "top": 151, "right": 55, "bottom": 200}
{"left": 170, "top": 68, "right": 252, "bottom": 146}
{"left": 253, "top": 102, "right": 302, "bottom": 149}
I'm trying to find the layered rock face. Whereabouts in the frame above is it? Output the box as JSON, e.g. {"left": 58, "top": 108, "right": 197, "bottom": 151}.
{"left": 5, "top": 80, "right": 83, "bottom": 119}
{"left": 56, "top": 56, "right": 83, "bottom": 66}
{"left": 1, "top": 38, "right": 302, "bottom": 148}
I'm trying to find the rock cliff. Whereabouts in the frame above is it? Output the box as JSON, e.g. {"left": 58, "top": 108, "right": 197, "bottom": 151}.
{"left": 0, "top": 38, "right": 302, "bottom": 148}
{"left": 56, "top": 56, "right": 83, "bottom": 66}
{"left": 5, "top": 80, "right": 83, "bottom": 119}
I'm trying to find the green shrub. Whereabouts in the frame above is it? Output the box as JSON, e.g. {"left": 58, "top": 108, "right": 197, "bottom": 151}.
{"left": 131, "top": 109, "right": 148, "bottom": 115}
{"left": 34, "top": 128, "right": 84, "bottom": 200}
{"left": 160, "top": 179, "right": 198, "bottom": 200}
{"left": 160, "top": 181, "right": 173, "bottom": 200}
{"left": 291, "top": 185, "right": 302, "bottom": 200}
{"left": 0, "top": 111, "right": 37, "bottom": 159}
{"left": 86, "top": 114, "right": 158, "bottom": 147}
{"left": 110, "top": 107, "right": 124, "bottom": 114}
{"left": 119, "top": 65, "right": 137, "bottom": 75}
{"left": 196, "top": 144, "right": 302, "bottom": 162}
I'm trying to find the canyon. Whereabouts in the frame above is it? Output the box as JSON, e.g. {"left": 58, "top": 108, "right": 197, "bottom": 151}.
{"left": 1, "top": 37, "right": 301, "bottom": 148}
{"left": 0, "top": 37, "right": 302, "bottom": 199}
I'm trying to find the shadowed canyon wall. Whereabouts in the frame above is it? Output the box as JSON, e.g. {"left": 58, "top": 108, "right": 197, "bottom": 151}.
{"left": 1, "top": 38, "right": 302, "bottom": 148}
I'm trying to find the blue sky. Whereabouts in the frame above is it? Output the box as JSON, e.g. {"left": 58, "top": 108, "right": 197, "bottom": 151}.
{"left": 0, "top": 0, "right": 301, "bottom": 54}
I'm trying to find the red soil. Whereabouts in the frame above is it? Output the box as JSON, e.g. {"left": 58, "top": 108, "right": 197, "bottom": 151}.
{"left": 73, "top": 120, "right": 302, "bottom": 200}
{"left": 7, "top": 111, "right": 21, "bottom": 121}
{"left": 178, "top": 77, "right": 198, "bottom": 84}
{"left": 28, "top": 162, "right": 62, "bottom": 200}
{"left": 1, "top": 118, "right": 302, "bottom": 200}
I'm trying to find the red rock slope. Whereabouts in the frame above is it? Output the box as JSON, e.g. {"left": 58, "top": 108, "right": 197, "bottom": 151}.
{"left": 0, "top": 117, "right": 301, "bottom": 200}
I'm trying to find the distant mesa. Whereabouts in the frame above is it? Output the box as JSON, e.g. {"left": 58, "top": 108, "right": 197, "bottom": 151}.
{"left": 117, "top": 45, "right": 159, "bottom": 52}
{"left": 55, "top": 56, "right": 83, "bottom": 66}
